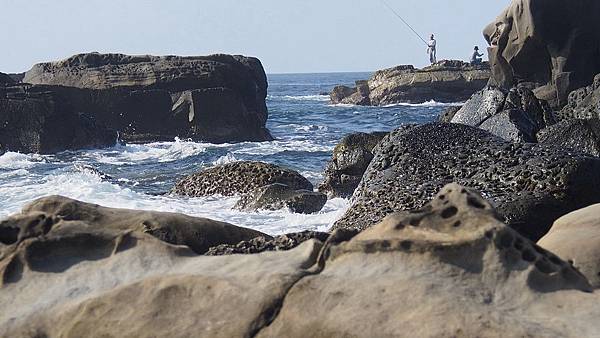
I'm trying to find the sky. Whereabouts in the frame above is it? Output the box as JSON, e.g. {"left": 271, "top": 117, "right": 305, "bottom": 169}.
{"left": 0, "top": 0, "right": 509, "bottom": 74}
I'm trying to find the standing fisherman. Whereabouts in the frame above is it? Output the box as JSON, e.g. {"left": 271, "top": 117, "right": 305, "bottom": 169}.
{"left": 427, "top": 34, "right": 437, "bottom": 64}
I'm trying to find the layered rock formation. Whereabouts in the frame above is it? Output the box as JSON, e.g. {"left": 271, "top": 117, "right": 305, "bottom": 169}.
{"left": 0, "top": 85, "right": 118, "bottom": 154}
{"left": 451, "top": 86, "right": 555, "bottom": 142}
{"left": 333, "top": 123, "right": 600, "bottom": 241}
{"left": 484, "top": 0, "right": 600, "bottom": 108}
{"left": 0, "top": 195, "right": 268, "bottom": 255}
{"left": 318, "top": 131, "right": 388, "bottom": 198}
{"left": 4, "top": 184, "right": 600, "bottom": 337}
{"left": 330, "top": 60, "right": 490, "bottom": 106}
{"left": 538, "top": 204, "right": 600, "bottom": 288}
{"left": 1, "top": 52, "right": 273, "bottom": 154}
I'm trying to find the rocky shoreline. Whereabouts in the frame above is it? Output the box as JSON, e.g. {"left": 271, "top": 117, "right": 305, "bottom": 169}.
{"left": 3, "top": 0, "right": 600, "bottom": 336}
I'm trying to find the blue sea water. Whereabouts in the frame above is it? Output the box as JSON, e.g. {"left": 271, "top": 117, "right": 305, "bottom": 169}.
{"left": 0, "top": 72, "right": 455, "bottom": 234}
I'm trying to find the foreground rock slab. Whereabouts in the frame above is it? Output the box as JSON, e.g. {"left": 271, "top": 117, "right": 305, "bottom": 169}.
{"left": 0, "top": 195, "right": 268, "bottom": 254}
{"left": 330, "top": 60, "right": 490, "bottom": 106}
{"left": 538, "top": 204, "right": 600, "bottom": 288}
{"left": 333, "top": 123, "right": 600, "bottom": 241}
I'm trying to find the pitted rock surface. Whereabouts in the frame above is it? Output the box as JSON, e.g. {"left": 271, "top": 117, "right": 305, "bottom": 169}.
{"left": 0, "top": 195, "right": 268, "bottom": 255}
{"left": 235, "top": 183, "right": 327, "bottom": 214}
{"left": 318, "top": 131, "right": 388, "bottom": 198}
{"left": 206, "top": 231, "right": 330, "bottom": 256}
{"left": 172, "top": 161, "right": 314, "bottom": 198}
{"left": 451, "top": 86, "right": 555, "bottom": 142}
{"left": 332, "top": 123, "right": 600, "bottom": 241}
{"left": 538, "top": 119, "right": 600, "bottom": 156}
{"left": 557, "top": 74, "right": 600, "bottom": 121}
{"left": 330, "top": 60, "right": 490, "bottom": 106}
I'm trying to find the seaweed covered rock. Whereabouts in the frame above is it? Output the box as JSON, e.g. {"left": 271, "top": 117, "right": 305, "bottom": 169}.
{"left": 235, "top": 183, "right": 327, "bottom": 214}
{"left": 330, "top": 61, "right": 490, "bottom": 105}
{"left": 484, "top": 0, "right": 600, "bottom": 107}
{"left": 0, "top": 195, "right": 268, "bottom": 255}
{"left": 318, "top": 131, "right": 388, "bottom": 198}
{"left": 451, "top": 86, "right": 555, "bottom": 142}
{"left": 172, "top": 161, "right": 313, "bottom": 197}
{"left": 332, "top": 123, "right": 600, "bottom": 241}
{"left": 538, "top": 118, "right": 600, "bottom": 156}
{"left": 538, "top": 204, "right": 600, "bottom": 288}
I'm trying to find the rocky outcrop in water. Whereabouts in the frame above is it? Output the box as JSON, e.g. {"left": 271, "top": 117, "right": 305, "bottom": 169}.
{"left": 4, "top": 184, "right": 600, "bottom": 337}
{"left": 330, "top": 60, "right": 490, "bottom": 106}
{"left": 538, "top": 204, "right": 600, "bottom": 288}
{"left": 206, "top": 230, "right": 331, "bottom": 256}
{"left": 318, "top": 131, "right": 388, "bottom": 198}
{"left": 332, "top": 123, "right": 600, "bottom": 241}
{"left": 0, "top": 84, "right": 118, "bottom": 154}
{"left": 484, "top": 0, "right": 600, "bottom": 108}
{"left": 0, "top": 195, "right": 268, "bottom": 255}
{"left": 15, "top": 52, "right": 273, "bottom": 145}
{"left": 450, "top": 86, "right": 555, "bottom": 142}
{"left": 235, "top": 183, "right": 327, "bottom": 214}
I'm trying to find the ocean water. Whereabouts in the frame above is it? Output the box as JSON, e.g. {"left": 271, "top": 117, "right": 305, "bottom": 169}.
{"left": 0, "top": 72, "right": 455, "bottom": 235}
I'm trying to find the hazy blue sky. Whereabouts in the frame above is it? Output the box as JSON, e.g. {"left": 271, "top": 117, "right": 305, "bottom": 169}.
{"left": 1, "top": 0, "right": 508, "bottom": 74}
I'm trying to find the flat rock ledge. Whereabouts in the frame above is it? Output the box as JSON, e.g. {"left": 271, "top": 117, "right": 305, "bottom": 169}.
{"left": 3, "top": 184, "right": 600, "bottom": 337}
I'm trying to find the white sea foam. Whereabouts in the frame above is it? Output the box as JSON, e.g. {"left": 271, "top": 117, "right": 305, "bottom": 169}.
{"left": 0, "top": 152, "right": 45, "bottom": 170}
{"left": 212, "top": 153, "right": 238, "bottom": 165}
{"left": 87, "top": 138, "right": 206, "bottom": 165}
{"left": 0, "top": 167, "right": 349, "bottom": 235}
{"left": 268, "top": 94, "right": 330, "bottom": 102}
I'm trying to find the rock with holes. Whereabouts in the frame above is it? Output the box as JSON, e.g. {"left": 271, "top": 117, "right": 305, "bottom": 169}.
{"left": 538, "top": 118, "right": 600, "bottom": 156}
{"left": 330, "top": 60, "right": 491, "bottom": 106}
{"left": 206, "top": 231, "right": 331, "bottom": 256}
{"left": 258, "top": 183, "right": 600, "bottom": 337}
{"left": 538, "top": 204, "right": 600, "bottom": 288}
{"left": 451, "top": 86, "right": 555, "bottom": 142}
{"left": 318, "top": 131, "right": 388, "bottom": 198}
{"left": 332, "top": 123, "right": 600, "bottom": 241}
{"left": 235, "top": 184, "right": 327, "bottom": 214}
{"left": 0, "top": 195, "right": 268, "bottom": 255}
{"left": 172, "top": 161, "right": 313, "bottom": 198}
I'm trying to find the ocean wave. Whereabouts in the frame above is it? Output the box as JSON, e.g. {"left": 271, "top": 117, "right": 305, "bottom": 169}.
{"left": 86, "top": 138, "right": 207, "bottom": 165}
{"left": 0, "top": 152, "right": 45, "bottom": 170}
{"left": 212, "top": 153, "right": 238, "bottom": 166}
{"left": 268, "top": 94, "right": 330, "bottom": 102}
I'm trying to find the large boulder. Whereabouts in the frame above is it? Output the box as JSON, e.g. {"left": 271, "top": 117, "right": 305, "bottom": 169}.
{"left": 318, "top": 131, "right": 388, "bottom": 198}
{"left": 538, "top": 118, "right": 600, "bottom": 156}
{"left": 451, "top": 86, "right": 555, "bottom": 142}
{"left": 333, "top": 123, "right": 600, "bottom": 241}
{"left": 0, "top": 84, "right": 117, "bottom": 154}
{"left": 5, "top": 184, "right": 600, "bottom": 337}
{"left": 484, "top": 0, "right": 600, "bottom": 108}
{"left": 538, "top": 204, "right": 600, "bottom": 288}
{"left": 330, "top": 60, "right": 490, "bottom": 106}
{"left": 172, "top": 161, "right": 314, "bottom": 197}
{"left": 0, "top": 195, "right": 268, "bottom": 255}
{"left": 235, "top": 183, "right": 327, "bottom": 214}
{"left": 20, "top": 52, "right": 273, "bottom": 144}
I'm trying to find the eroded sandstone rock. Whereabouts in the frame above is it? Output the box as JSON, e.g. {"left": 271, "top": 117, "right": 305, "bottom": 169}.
{"left": 330, "top": 60, "right": 490, "bottom": 106}
{"left": 538, "top": 204, "right": 600, "bottom": 288}
{"left": 333, "top": 123, "right": 600, "bottom": 241}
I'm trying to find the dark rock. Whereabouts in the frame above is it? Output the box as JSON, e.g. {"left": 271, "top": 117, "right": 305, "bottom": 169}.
{"left": 451, "top": 86, "right": 555, "bottom": 142}
{"left": 438, "top": 106, "right": 461, "bottom": 123}
{"left": 484, "top": 0, "right": 600, "bottom": 108}
{"left": 0, "top": 84, "right": 118, "bottom": 154}
{"left": 557, "top": 74, "right": 600, "bottom": 121}
{"left": 20, "top": 52, "right": 273, "bottom": 144}
{"left": 330, "top": 60, "right": 490, "bottom": 106}
{"left": 0, "top": 195, "right": 269, "bottom": 255}
{"left": 0, "top": 73, "right": 15, "bottom": 86}
{"left": 318, "top": 132, "right": 389, "bottom": 198}
{"left": 332, "top": 123, "right": 600, "bottom": 241}
{"left": 172, "top": 161, "right": 313, "bottom": 197}
{"left": 538, "top": 119, "right": 600, "bottom": 156}
{"left": 205, "top": 231, "right": 330, "bottom": 256}
{"left": 8, "top": 73, "right": 24, "bottom": 83}
{"left": 235, "top": 183, "right": 327, "bottom": 214}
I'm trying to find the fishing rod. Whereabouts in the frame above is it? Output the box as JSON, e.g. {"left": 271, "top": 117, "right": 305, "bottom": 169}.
{"left": 380, "top": 0, "right": 429, "bottom": 47}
